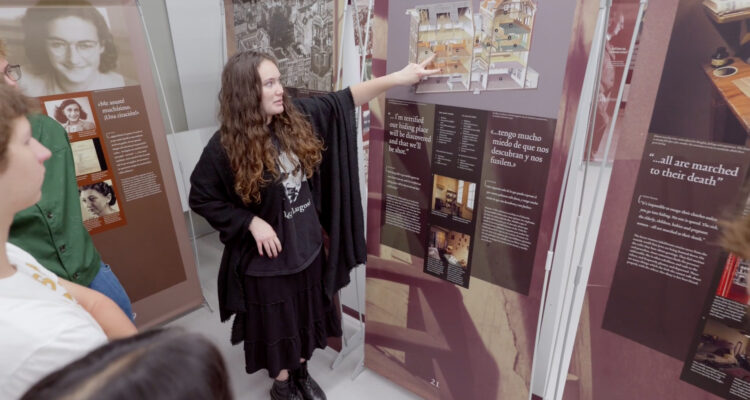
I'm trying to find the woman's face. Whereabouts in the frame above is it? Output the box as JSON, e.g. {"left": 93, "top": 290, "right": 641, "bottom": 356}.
{"left": 80, "top": 188, "right": 111, "bottom": 216}
{"left": 257, "top": 59, "right": 284, "bottom": 120}
{"left": 45, "top": 16, "right": 104, "bottom": 86}
{"left": 63, "top": 103, "right": 80, "bottom": 123}
{"left": 0, "top": 117, "right": 51, "bottom": 213}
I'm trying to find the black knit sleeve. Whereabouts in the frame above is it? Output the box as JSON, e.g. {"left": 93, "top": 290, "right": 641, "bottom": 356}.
{"left": 189, "top": 135, "right": 256, "bottom": 245}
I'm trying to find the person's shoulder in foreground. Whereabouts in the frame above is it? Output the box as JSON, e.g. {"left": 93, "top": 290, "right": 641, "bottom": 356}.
{"left": 0, "top": 83, "right": 136, "bottom": 399}
{"left": 0, "top": 242, "right": 108, "bottom": 399}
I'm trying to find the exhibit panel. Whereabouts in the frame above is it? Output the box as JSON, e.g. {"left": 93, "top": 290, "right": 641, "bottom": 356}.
{"left": 564, "top": 0, "right": 750, "bottom": 398}
{"left": 0, "top": 0, "right": 202, "bottom": 328}
{"left": 365, "top": 0, "right": 600, "bottom": 398}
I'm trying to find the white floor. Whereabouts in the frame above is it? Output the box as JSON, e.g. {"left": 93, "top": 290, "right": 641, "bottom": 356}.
{"left": 167, "top": 231, "right": 422, "bottom": 400}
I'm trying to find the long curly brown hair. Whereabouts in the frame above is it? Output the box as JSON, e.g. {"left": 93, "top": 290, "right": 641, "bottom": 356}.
{"left": 218, "top": 51, "right": 323, "bottom": 204}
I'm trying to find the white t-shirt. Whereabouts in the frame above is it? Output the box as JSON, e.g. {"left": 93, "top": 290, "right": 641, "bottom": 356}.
{"left": 0, "top": 243, "right": 107, "bottom": 400}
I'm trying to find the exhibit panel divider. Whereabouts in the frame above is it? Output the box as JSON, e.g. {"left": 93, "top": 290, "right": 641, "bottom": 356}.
{"left": 563, "top": 0, "right": 750, "bottom": 399}
{"left": 364, "top": 0, "right": 601, "bottom": 398}
{"left": 1, "top": 0, "right": 203, "bottom": 328}
{"left": 534, "top": 0, "right": 647, "bottom": 398}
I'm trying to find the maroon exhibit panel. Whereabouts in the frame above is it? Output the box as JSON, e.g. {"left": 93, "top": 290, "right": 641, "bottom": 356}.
{"left": 565, "top": 1, "right": 750, "bottom": 399}
{"left": 364, "top": 0, "right": 600, "bottom": 398}
{"left": 1, "top": 0, "right": 202, "bottom": 328}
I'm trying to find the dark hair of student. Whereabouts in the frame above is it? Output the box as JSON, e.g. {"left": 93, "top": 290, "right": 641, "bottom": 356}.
{"left": 21, "top": 328, "right": 233, "bottom": 400}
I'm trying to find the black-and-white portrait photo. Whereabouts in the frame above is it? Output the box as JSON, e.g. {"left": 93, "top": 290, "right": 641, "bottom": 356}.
{"left": 232, "top": 0, "right": 334, "bottom": 91}
{"left": 79, "top": 179, "right": 119, "bottom": 220}
{"left": 278, "top": 151, "right": 303, "bottom": 204}
{"left": 44, "top": 96, "right": 97, "bottom": 133}
{"left": 0, "top": 1, "right": 140, "bottom": 97}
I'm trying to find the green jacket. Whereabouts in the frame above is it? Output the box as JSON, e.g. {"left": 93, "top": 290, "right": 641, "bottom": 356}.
{"left": 9, "top": 114, "right": 101, "bottom": 285}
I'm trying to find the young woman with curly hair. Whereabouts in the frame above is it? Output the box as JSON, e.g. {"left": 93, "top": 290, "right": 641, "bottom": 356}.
{"left": 189, "top": 50, "right": 437, "bottom": 400}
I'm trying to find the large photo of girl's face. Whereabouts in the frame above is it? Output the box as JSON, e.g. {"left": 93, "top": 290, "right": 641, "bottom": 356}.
{"left": 0, "top": 1, "right": 139, "bottom": 97}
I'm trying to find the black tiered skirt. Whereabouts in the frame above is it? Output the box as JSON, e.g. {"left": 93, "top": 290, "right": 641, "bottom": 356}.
{"left": 231, "top": 251, "right": 342, "bottom": 378}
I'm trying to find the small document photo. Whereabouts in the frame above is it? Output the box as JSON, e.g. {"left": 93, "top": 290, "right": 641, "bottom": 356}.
{"left": 70, "top": 138, "right": 107, "bottom": 177}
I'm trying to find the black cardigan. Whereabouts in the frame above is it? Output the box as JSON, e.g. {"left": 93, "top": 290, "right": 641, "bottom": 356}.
{"left": 189, "top": 88, "right": 367, "bottom": 322}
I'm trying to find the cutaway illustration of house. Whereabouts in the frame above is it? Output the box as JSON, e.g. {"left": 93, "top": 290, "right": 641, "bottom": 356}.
{"left": 407, "top": 0, "right": 538, "bottom": 94}
{"left": 408, "top": 2, "right": 475, "bottom": 93}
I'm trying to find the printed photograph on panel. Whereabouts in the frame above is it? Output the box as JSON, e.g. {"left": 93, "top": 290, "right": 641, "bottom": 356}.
{"left": 79, "top": 179, "right": 120, "bottom": 220}
{"left": 44, "top": 96, "right": 97, "bottom": 134}
{"left": 232, "top": 0, "right": 334, "bottom": 91}
{"left": 431, "top": 174, "right": 477, "bottom": 222}
{"left": 716, "top": 254, "right": 750, "bottom": 306}
{"left": 0, "top": 3, "right": 140, "bottom": 97}
{"left": 689, "top": 318, "right": 750, "bottom": 383}
{"left": 70, "top": 138, "right": 107, "bottom": 177}
{"left": 407, "top": 0, "right": 538, "bottom": 94}
{"left": 427, "top": 226, "right": 471, "bottom": 268}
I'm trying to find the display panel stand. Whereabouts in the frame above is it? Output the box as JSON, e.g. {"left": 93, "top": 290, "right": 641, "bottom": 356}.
{"left": 136, "top": 0, "right": 210, "bottom": 315}
{"left": 551, "top": 2, "right": 647, "bottom": 398}
{"left": 530, "top": 0, "right": 648, "bottom": 398}
{"left": 549, "top": 3, "right": 647, "bottom": 398}
{"left": 330, "top": 0, "right": 374, "bottom": 377}
{"left": 529, "top": 0, "right": 612, "bottom": 397}
{"left": 350, "top": 0, "right": 374, "bottom": 380}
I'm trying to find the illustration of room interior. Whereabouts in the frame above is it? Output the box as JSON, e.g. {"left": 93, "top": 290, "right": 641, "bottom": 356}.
{"left": 407, "top": 0, "right": 538, "bottom": 93}
{"left": 427, "top": 226, "right": 472, "bottom": 268}
{"left": 431, "top": 174, "right": 476, "bottom": 220}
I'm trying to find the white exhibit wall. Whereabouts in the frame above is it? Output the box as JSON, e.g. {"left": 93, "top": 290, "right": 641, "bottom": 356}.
{"left": 137, "top": 0, "right": 189, "bottom": 134}
{"left": 164, "top": 0, "right": 225, "bottom": 131}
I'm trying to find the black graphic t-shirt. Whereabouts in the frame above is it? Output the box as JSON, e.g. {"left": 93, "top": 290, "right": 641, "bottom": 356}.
{"left": 244, "top": 149, "right": 322, "bottom": 276}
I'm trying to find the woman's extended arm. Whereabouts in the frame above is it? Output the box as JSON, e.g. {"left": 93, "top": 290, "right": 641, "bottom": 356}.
{"left": 349, "top": 55, "right": 439, "bottom": 106}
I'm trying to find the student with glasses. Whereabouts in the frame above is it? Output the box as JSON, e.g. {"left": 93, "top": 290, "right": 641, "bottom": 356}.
{"left": 4, "top": 63, "right": 21, "bottom": 83}
{"left": 19, "top": 0, "right": 127, "bottom": 97}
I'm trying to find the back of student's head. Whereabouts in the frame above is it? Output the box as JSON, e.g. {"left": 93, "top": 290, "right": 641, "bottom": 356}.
{"left": 21, "top": 328, "right": 233, "bottom": 400}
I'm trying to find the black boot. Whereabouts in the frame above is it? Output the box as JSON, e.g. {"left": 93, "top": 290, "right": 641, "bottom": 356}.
{"left": 292, "top": 361, "right": 326, "bottom": 400}
{"left": 270, "top": 377, "right": 303, "bottom": 400}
